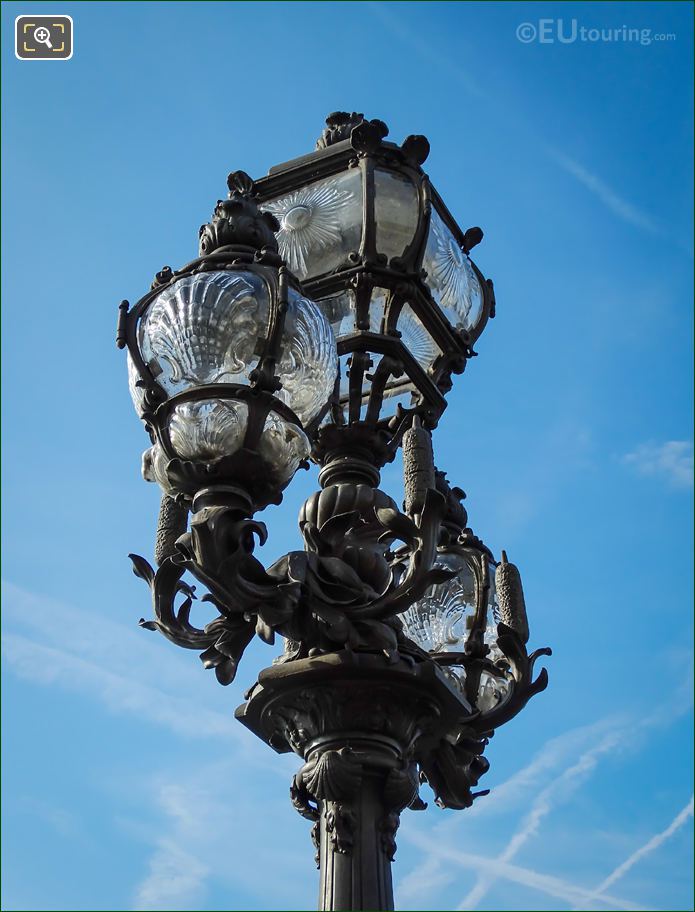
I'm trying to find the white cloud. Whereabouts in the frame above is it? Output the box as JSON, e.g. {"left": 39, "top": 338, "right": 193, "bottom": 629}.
{"left": 398, "top": 856, "right": 453, "bottom": 907}
{"left": 2, "top": 632, "right": 240, "bottom": 742}
{"left": 622, "top": 440, "right": 694, "bottom": 489}
{"left": 397, "top": 717, "right": 622, "bottom": 908}
{"left": 128, "top": 762, "right": 313, "bottom": 911}
{"left": 356, "top": 7, "right": 679, "bottom": 252}
{"left": 1, "top": 579, "right": 218, "bottom": 694}
{"left": 579, "top": 796, "right": 694, "bottom": 909}
{"left": 1, "top": 581, "right": 313, "bottom": 910}
{"left": 546, "top": 148, "right": 660, "bottom": 235}
{"left": 398, "top": 712, "right": 623, "bottom": 892}
{"left": 0, "top": 581, "right": 280, "bottom": 766}
{"left": 131, "top": 782, "right": 217, "bottom": 911}
{"left": 16, "top": 797, "right": 82, "bottom": 840}
{"left": 134, "top": 838, "right": 210, "bottom": 912}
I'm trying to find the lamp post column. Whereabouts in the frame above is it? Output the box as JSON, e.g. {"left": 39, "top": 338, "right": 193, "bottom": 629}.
{"left": 313, "top": 739, "right": 399, "bottom": 912}
{"left": 299, "top": 458, "right": 398, "bottom": 911}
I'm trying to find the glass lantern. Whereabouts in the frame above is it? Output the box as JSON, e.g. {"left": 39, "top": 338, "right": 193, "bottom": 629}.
{"left": 253, "top": 112, "right": 495, "bottom": 443}
{"left": 120, "top": 174, "right": 338, "bottom": 511}
{"left": 400, "top": 539, "right": 513, "bottom": 714}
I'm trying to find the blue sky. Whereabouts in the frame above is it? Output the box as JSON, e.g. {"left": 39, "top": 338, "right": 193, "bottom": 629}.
{"left": 1, "top": 2, "right": 693, "bottom": 910}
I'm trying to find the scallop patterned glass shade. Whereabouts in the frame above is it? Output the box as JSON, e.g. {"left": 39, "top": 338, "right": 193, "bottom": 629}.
{"left": 261, "top": 171, "right": 362, "bottom": 281}
{"left": 143, "top": 402, "right": 310, "bottom": 493}
{"left": 400, "top": 552, "right": 479, "bottom": 653}
{"left": 423, "top": 208, "right": 483, "bottom": 333}
{"left": 128, "top": 271, "right": 337, "bottom": 427}
{"left": 257, "top": 410, "right": 312, "bottom": 482}
{"left": 168, "top": 399, "right": 249, "bottom": 461}
{"left": 167, "top": 400, "right": 310, "bottom": 482}
{"left": 400, "top": 551, "right": 511, "bottom": 710}
{"left": 276, "top": 288, "right": 338, "bottom": 425}
{"left": 128, "top": 271, "right": 268, "bottom": 415}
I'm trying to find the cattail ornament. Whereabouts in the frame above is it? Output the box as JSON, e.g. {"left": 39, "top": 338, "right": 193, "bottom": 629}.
{"left": 154, "top": 494, "right": 188, "bottom": 566}
{"left": 495, "top": 550, "right": 529, "bottom": 644}
{"left": 402, "top": 416, "right": 435, "bottom": 517}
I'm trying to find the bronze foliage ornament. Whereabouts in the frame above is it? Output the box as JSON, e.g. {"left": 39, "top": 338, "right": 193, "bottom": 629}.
{"left": 128, "top": 439, "right": 453, "bottom": 681}
{"left": 128, "top": 424, "right": 551, "bottom": 811}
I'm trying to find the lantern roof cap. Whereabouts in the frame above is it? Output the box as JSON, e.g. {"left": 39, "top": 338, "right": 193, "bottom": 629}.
{"left": 262, "top": 113, "right": 430, "bottom": 185}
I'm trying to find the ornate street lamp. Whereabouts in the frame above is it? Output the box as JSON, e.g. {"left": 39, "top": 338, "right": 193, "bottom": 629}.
{"left": 117, "top": 113, "right": 549, "bottom": 911}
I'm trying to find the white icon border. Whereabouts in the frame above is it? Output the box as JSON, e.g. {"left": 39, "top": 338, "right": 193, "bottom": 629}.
{"left": 15, "top": 14, "right": 74, "bottom": 61}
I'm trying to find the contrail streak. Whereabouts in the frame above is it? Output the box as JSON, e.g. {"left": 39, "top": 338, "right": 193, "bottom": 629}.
{"left": 577, "top": 796, "right": 694, "bottom": 909}
{"left": 458, "top": 730, "right": 624, "bottom": 909}
{"left": 403, "top": 829, "right": 654, "bottom": 912}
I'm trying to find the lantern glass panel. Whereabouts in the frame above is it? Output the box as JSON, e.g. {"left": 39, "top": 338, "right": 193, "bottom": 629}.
{"left": 477, "top": 670, "right": 511, "bottom": 713}
{"left": 319, "top": 289, "right": 358, "bottom": 337}
{"left": 423, "top": 208, "right": 483, "bottom": 332}
{"left": 374, "top": 388, "right": 417, "bottom": 421}
{"left": 326, "top": 355, "right": 418, "bottom": 426}
{"left": 318, "top": 287, "right": 384, "bottom": 338}
{"left": 138, "top": 271, "right": 268, "bottom": 397}
{"left": 336, "top": 352, "right": 350, "bottom": 403}
{"left": 147, "top": 403, "right": 310, "bottom": 490}
{"left": 400, "top": 551, "right": 478, "bottom": 653}
{"left": 327, "top": 288, "right": 442, "bottom": 421}
{"left": 275, "top": 287, "right": 339, "bottom": 425}
{"left": 479, "top": 588, "right": 511, "bottom": 710}
{"left": 257, "top": 410, "right": 312, "bottom": 481}
{"left": 338, "top": 352, "right": 363, "bottom": 402}
{"left": 397, "top": 302, "right": 442, "bottom": 373}
{"left": 400, "top": 552, "right": 512, "bottom": 709}
{"left": 374, "top": 169, "right": 420, "bottom": 261}
{"left": 169, "top": 398, "right": 249, "bottom": 461}
{"left": 262, "top": 170, "right": 362, "bottom": 281}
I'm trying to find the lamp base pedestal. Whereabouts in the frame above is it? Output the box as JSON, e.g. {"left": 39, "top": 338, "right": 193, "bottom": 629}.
{"left": 235, "top": 650, "right": 472, "bottom": 911}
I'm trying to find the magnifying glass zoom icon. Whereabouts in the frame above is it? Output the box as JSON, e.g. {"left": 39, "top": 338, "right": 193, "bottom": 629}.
{"left": 33, "top": 26, "right": 53, "bottom": 49}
